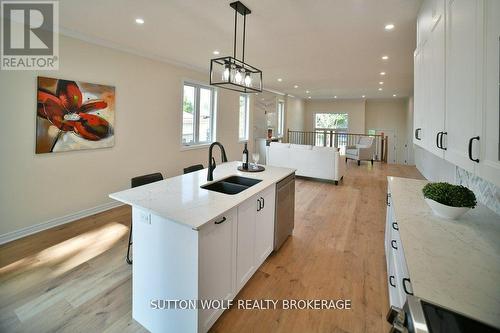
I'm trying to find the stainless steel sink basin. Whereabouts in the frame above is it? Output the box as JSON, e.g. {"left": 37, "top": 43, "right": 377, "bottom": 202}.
{"left": 201, "top": 176, "right": 262, "bottom": 195}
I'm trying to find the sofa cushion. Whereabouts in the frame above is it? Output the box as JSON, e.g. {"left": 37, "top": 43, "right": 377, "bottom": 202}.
{"left": 290, "top": 144, "right": 312, "bottom": 150}
{"left": 358, "top": 136, "right": 374, "bottom": 146}
{"left": 270, "top": 142, "right": 290, "bottom": 149}
{"left": 345, "top": 148, "right": 359, "bottom": 156}
{"left": 312, "top": 146, "right": 337, "bottom": 152}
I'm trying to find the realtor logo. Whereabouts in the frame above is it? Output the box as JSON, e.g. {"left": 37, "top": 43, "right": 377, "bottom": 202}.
{"left": 1, "top": 0, "right": 59, "bottom": 70}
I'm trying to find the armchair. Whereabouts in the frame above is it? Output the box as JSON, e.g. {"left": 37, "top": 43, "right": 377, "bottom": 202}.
{"left": 345, "top": 136, "right": 375, "bottom": 165}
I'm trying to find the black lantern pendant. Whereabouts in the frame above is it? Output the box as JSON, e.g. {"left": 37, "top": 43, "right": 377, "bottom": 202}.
{"left": 209, "top": 1, "right": 262, "bottom": 93}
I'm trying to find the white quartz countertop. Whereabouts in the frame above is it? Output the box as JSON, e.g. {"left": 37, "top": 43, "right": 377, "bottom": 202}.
{"left": 109, "top": 161, "right": 295, "bottom": 230}
{"left": 388, "top": 176, "right": 500, "bottom": 328}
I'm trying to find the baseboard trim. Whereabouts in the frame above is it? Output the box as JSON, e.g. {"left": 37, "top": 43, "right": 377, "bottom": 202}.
{"left": 0, "top": 201, "right": 124, "bottom": 245}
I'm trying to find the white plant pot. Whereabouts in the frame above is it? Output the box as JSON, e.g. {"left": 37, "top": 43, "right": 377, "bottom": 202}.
{"left": 424, "top": 198, "right": 471, "bottom": 220}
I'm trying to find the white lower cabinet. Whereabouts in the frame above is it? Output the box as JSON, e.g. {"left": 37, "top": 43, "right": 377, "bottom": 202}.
{"left": 236, "top": 194, "right": 257, "bottom": 291}
{"left": 254, "top": 185, "right": 276, "bottom": 266}
{"left": 236, "top": 184, "right": 276, "bottom": 292}
{"left": 198, "top": 209, "right": 237, "bottom": 332}
{"left": 385, "top": 189, "right": 413, "bottom": 308}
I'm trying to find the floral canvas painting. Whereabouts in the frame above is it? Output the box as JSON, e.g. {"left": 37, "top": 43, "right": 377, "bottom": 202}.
{"left": 36, "top": 76, "right": 115, "bottom": 154}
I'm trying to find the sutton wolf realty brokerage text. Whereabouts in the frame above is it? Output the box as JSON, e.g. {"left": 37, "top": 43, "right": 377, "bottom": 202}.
{"left": 150, "top": 299, "right": 352, "bottom": 311}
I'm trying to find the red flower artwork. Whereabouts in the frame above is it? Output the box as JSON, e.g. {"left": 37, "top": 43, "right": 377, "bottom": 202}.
{"left": 37, "top": 79, "right": 114, "bottom": 153}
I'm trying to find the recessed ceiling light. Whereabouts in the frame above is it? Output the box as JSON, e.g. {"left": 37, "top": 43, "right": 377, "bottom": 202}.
{"left": 334, "top": 96, "right": 337, "bottom": 99}
{"left": 308, "top": 96, "right": 312, "bottom": 99}
{"left": 135, "top": 18, "right": 145, "bottom": 25}
{"left": 277, "top": 78, "right": 283, "bottom": 82}
{"left": 393, "top": 94, "right": 397, "bottom": 97}
{"left": 382, "top": 55, "right": 389, "bottom": 60}
{"left": 306, "top": 90, "right": 310, "bottom": 94}
{"left": 380, "top": 72, "right": 386, "bottom": 76}
{"left": 213, "top": 50, "right": 220, "bottom": 55}
{"left": 294, "top": 85, "right": 299, "bottom": 88}
{"left": 378, "top": 88, "right": 383, "bottom": 91}
{"left": 379, "top": 81, "right": 384, "bottom": 85}
{"left": 362, "top": 95, "right": 366, "bottom": 98}
{"left": 385, "top": 24, "right": 395, "bottom": 30}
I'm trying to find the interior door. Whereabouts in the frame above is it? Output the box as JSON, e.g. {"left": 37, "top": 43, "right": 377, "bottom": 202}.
{"left": 445, "top": 0, "right": 484, "bottom": 172}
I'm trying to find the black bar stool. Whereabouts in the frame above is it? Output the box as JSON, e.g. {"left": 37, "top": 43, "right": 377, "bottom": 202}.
{"left": 127, "top": 172, "right": 164, "bottom": 264}
{"left": 183, "top": 164, "right": 204, "bottom": 174}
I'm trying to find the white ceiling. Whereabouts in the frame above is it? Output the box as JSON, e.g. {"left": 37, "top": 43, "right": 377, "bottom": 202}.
{"left": 59, "top": 0, "right": 421, "bottom": 99}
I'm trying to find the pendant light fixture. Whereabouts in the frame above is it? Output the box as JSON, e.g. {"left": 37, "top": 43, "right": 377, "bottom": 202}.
{"left": 209, "top": 1, "right": 262, "bottom": 93}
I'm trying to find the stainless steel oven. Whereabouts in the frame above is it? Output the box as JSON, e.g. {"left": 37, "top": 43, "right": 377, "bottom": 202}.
{"left": 387, "top": 295, "right": 500, "bottom": 333}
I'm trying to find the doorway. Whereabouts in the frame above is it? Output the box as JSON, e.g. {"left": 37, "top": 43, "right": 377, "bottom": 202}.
{"left": 372, "top": 129, "right": 397, "bottom": 164}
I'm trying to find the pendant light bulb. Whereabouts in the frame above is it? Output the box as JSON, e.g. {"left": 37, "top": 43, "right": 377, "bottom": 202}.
{"left": 244, "top": 72, "right": 252, "bottom": 86}
{"left": 235, "top": 69, "right": 242, "bottom": 84}
{"left": 223, "top": 65, "right": 230, "bottom": 81}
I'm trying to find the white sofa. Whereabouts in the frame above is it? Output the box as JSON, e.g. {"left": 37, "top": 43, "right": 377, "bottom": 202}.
{"left": 267, "top": 143, "right": 346, "bottom": 184}
{"left": 345, "top": 136, "right": 376, "bottom": 165}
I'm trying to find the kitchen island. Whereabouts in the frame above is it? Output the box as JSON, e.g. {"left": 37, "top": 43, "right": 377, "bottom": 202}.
{"left": 109, "top": 161, "right": 295, "bottom": 333}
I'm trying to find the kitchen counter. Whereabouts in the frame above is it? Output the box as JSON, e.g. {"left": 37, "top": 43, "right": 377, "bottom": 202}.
{"left": 388, "top": 176, "right": 500, "bottom": 328}
{"left": 109, "top": 161, "right": 295, "bottom": 230}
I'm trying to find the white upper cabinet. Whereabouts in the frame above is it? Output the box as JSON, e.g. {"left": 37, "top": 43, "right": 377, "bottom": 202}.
{"left": 445, "top": 0, "right": 484, "bottom": 173}
{"left": 477, "top": 0, "right": 500, "bottom": 186}
{"left": 425, "top": 12, "right": 446, "bottom": 158}
{"left": 414, "top": 0, "right": 500, "bottom": 186}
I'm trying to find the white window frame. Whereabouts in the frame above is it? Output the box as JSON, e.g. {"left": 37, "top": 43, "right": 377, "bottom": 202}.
{"left": 277, "top": 100, "right": 285, "bottom": 137}
{"left": 180, "top": 81, "right": 217, "bottom": 149}
{"left": 239, "top": 94, "right": 250, "bottom": 142}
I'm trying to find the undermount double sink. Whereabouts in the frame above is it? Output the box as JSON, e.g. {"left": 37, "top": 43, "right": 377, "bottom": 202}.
{"left": 201, "top": 176, "right": 262, "bottom": 195}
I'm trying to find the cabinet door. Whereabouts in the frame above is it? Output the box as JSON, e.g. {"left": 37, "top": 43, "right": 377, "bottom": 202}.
{"left": 413, "top": 47, "right": 425, "bottom": 146}
{"left": 445, "top": 0, "right": 484, "bottom": 172}
{"left": 198, "top": 209, "right": 237, "bottom": 332}
{"left": 254, "top": 185, "right": 276, "bottom": 266}
{"left": 477, "top": 0, "right": 500, "bottom": 187}
{"left": 236, "top": 195, "right": 257, "bottom": 292}
{"left": 425, "top": 13, "right": 446, "bottom": 158}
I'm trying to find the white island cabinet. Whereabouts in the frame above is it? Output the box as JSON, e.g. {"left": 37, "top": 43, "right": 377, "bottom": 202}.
{"left": 109, "top": 162, "right": 295, "bottom": 333}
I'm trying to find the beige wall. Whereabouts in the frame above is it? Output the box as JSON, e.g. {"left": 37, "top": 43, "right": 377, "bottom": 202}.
{"left": 365, "top": 99, "right": 408, "bottom": 164}
{"left": 0, "top": 35, "right": 250, "bottom": 236}
{"left": 285, "top": 96, "right": 305, "bottom": 132}
{"left": 304, "top": 100, "right": 366, "bottom": 133}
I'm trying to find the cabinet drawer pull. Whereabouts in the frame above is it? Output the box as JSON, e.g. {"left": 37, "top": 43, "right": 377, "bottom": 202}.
{"left": 402, "top": 278, "right": 413, "bottom": 295}
{"left": 386, "top": 193, "right": 391, "bottom": 206}
{"left": 260, "top": 197, "right": 265, "bottom": 209}
{"left": 440, "top": 132, "right": 447, "bottom": 150}
{"left": 215, "top": 217, "right": 227, "bottom": 224}
{"left": 257, "top": 199, "right": 261, "bottom": 211}
{"left": 436, "top": 132, "right": 442, "bottom": 149}
{"left": 468, "top": 136, "right": 480, "bottom": 163}
{"left": 391, "top": 240, "right": 398, "bottom": 250}
{"left": 415, "top": 128, "right": 422, "bottom": 140}
{"left": 392, "top": 222, "right": 399, "bottom": 231}
{"left": 389, "top": 275, "right": 396, "bottom": 287}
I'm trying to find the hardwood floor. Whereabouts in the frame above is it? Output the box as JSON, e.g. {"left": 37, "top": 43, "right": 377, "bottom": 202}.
{"left": 0, "top": 162, "right": 423, "bottom": 333}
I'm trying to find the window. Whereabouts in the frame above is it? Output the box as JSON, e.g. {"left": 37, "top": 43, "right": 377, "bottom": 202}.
{"left": 314, "top": 113, "right": 348, "bottom": 131}
{"left": 277, "top": 100, "right": 285, "bottom": 137}
{"left": 313, "top": 113, "right": 349, "bottom": 147}
{"left": 182, "top": 82, "right": 216, "bottom": 146}
{"left": 239, "top": 94, "right": 249, "bottom": 141}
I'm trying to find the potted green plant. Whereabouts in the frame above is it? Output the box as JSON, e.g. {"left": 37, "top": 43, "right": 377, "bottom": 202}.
{"left": 422, "top": 182, "right": 477, "bottom": 220}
